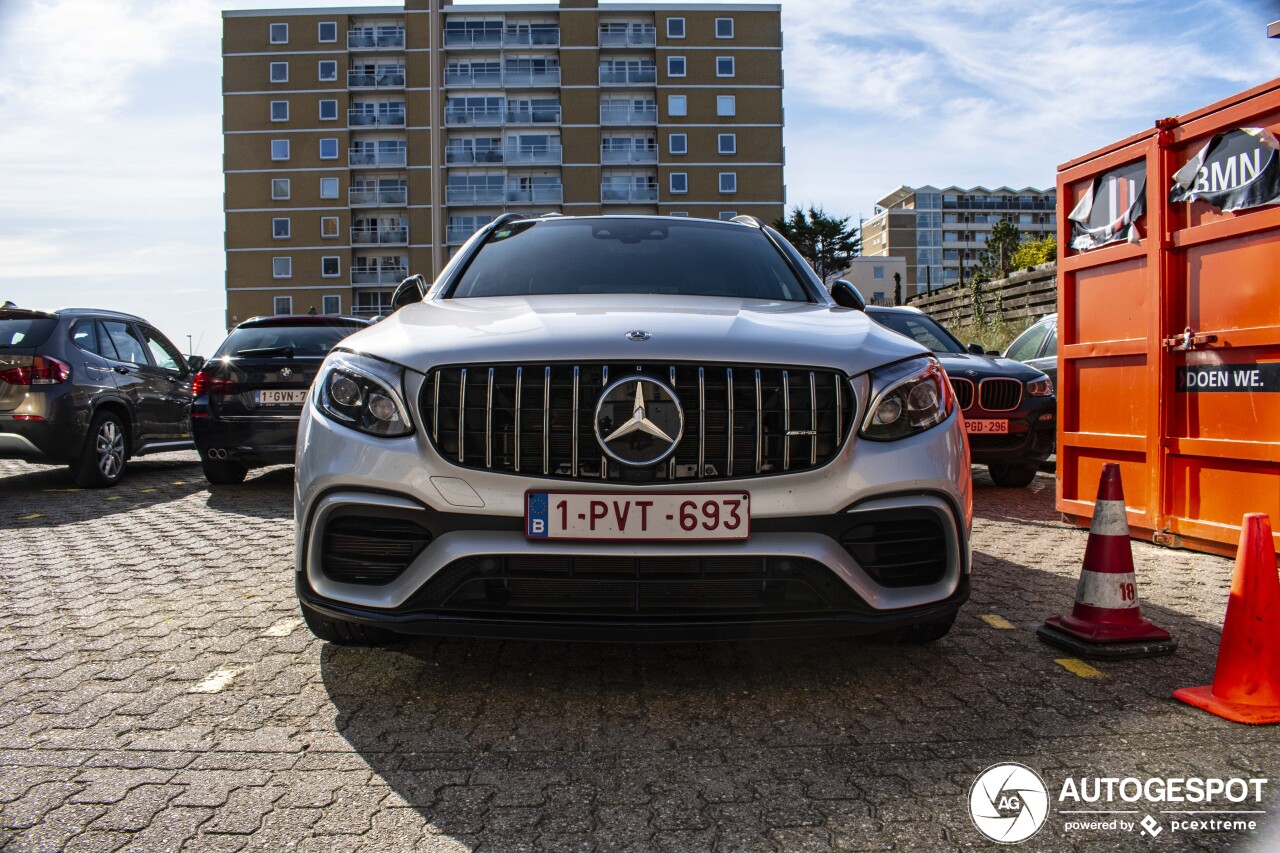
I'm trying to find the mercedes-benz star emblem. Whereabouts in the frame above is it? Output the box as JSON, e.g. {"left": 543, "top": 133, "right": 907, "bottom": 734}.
{"left": 280, "top": 367, "right": 294, "bottom": 379}
{"left": 594, "top": 377, "right": 684, "bottom": 466}
{"left": 625, "top": 330, "right": 651, "bottom": 342}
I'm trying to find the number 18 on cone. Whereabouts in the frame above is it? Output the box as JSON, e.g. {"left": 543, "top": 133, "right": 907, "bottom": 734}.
{"left": 1037, "top": 463, "right": 1177, "bottom": 659}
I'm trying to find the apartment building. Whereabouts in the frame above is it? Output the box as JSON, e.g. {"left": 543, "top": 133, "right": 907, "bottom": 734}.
{"left": 860, "top": 185, "right": 1056, "bottom": 295}
{"left": 222, "top": 0, "right": 785, "bottom": 324}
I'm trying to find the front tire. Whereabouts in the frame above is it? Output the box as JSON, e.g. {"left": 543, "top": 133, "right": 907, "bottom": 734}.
{"left": 72, "top": 411, "right": 128, "bottom": 488}
{"left": 301, "top": 601, "right": 396, "bottom": 646}
{"left": 201, "top": 458, "right": 249, "bottom": 485}
{"left": 988, "top": 462, "right": 1039, "bottom": 488}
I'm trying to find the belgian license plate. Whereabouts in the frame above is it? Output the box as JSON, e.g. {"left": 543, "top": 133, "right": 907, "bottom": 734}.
{"left": 254, "top": 389, "right": 307, "bottom": 406}
{"left": 964, "top": 418, "right": 1009, "bottom": 434}
{"left": 526, "top": 492, "right": 750, "bottom": 541}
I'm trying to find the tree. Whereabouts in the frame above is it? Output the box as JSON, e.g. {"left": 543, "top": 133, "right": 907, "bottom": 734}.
{"left": 892, "top": 272, "right": 903, "bottom": 306}
{"left": 1010, "top": 235, "right": 1056, "bottom": 270}
{"left": 974, "top": 220, "right": 1022, "bottom": 282}
{"left": 771, "top": 206, "right": 860, "bottom": 283}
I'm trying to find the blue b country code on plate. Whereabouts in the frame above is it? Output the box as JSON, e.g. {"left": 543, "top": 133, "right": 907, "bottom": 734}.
{"left": 527, "top": 492, "right": 551, "bottom": 538}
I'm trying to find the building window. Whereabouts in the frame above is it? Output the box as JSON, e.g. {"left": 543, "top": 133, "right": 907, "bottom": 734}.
{"left": 670, "top": 173, "right": 688, "bottom": 194}
{"left": 319, "top": 99, "right": 338, "bottom": 121}
{"left": 320, "top": 177, "right": 339, "bottom": 199}
{"left": 669, "top": 211, "right": 689, "bottom": 217}
{"left": 318, "top": 60, "right": 338, "bottom": 82}
{"left": 719, "top": 211, "right": 738, "bottom": 220}
{"left": 270, "top": 100, "right": 288, "bottom": 122}
{"left": 719, "top": 172, "right": 737, "bottom": 193}
{"left": 716, "top": 18, "right": 734, "bottom": 38}
{"left": 271, "top": 139, "right": 290, "bottom": 160}
{"left": 272, "top": 258, "right": 291, "bottom": 279}
{"left": 319, "top": 138, "right": 339, "bottom": 159}
{"left": 717, "top": 95, "right": 736, "bottom": 116}
{"left": 269, "top": 23, "right": 288, "bottom": 44}
{"left": 716, "top": 57, "right": 735, "bottom": 77}
{"left": 873, "top": 291, "right": 885, "bottom": 302}
{"left": 322, "top": 295, "right": 341, "bottom": 315}
{"left": 269, "top": 62, "right": 288, "bottom": 83}
{"left": 321, "top": 257, "right": 340, "bottom": 278}
{"left": 667, "top": 56, "right": 686, "bottom": 78}
{"left": 274, "top": 295, "right": 292, "bottom": 314}
{"left": 668, "top": 95, "right": 687, "bottom": 117}
{"left": 318, "top": 21, "right": 337, "bottom": 43}
{"left": 873, "top": 266, "right": 885, "bottom": 280}
{"left": 272, "top": 217, "right": 290, "bottom": 239}
{"left": 718, "top": 133, "right": 736, "bottom": 155}
{"left": 321, "top": 216, "right": 339, "bottom": 238}
{"left": 271, "top": 178, "right": 290, "bottom": 200}
{"left": 669, "top": 133, "right": 687, "bottom": 155}
{"left": 666, "top": 17, "right": 685, "bottom": 38}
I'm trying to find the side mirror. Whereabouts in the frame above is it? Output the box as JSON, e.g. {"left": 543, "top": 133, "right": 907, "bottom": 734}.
{"left": 966, "top": 343, "right": 985, "bottom": 356}
{"left": 830, "top": 280, "right": 865, "bottom": 311}
{"left": 187, "top": 355, "right": 205, "bottom": 372}
{"left": 986, "top": 350, "right": 1000, "bottom": 357}
{"left": 391, "top": 274, "right": 429, "bottom": 311}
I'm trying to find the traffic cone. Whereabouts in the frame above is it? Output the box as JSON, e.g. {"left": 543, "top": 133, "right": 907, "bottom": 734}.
{"left": 1173, "top": 513, "right": 1280, "bottom": 724}
{"left": 1037, "top": 463, "right": 1178, "bottom": 659}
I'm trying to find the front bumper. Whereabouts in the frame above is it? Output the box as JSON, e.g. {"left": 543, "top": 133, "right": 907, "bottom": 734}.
{"left": 964, "top": 396, "right": 1056, "bottom": 466}
{"left": 294, "top": 376, "right": 973, "bottom": 641}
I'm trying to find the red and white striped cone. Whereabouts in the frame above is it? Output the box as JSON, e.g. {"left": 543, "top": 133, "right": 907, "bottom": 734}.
{"left": 1037, "top": 463, "right": 1178, "bottom": 660}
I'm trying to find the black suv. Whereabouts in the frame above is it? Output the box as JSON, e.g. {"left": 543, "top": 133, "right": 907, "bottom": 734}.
{"left": 191, "top": 315, "right": 370, "bottom": 484}
{"left": 0, "top": 307, "right": 196, "bottom": 487}
{"left": 866, "top": 306, "right": 1055, "bottom": 487}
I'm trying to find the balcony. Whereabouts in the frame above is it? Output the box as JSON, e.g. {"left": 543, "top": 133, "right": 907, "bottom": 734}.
{"left": 600, "top": 105, "right": 658, "bottom": 125}
{"left": 601, "top": 184, "right": 659, "bottom": 203}
{"left": 349, "top": 305, "right": 390, "bottom": 319}
{"left": 598, "top": 30, "right": 657, "bottom": 48}
{"left": 599, "top": 67, "right": 657, "bottom": 86}
{"left": 349, "top": 186, "right": 408, "bottom": 206}
{"left": 447, "top": 225, "right": 483, "bottom": 244}
{"left": 444, "top": 107, "right": 505, "bottom": 127}
{"left": 348, "top": 109, "right": 406, "bottom": 128}
{"left": 349, "top": 148, "right": 407, "bottom": 168}
{"left": 503, "top": 68, "right": 561, "bottom": 88}
{"left": 602, "top": 146, "right": 658, "bottom": 164}
{"left": 348, "top": 69, "right": 405, "bottom": 89}
{"left": 446, "top": 185, "right": 507, "bottom": 205}
{"left": 445, "top": 147, "right": 505, "bottom": 165}
{"left": 505, "top": 144, "right": 562, "bottom": 165}
{"left": 350, "top": 266, "right": 407, "bottom": 285}
{"left": 445, "top": 68, "right": 504, "bottom": 88}
{"left": 347, "top": 29, "right": 405, "bottom": 50}
{"left": 504, "top": 29, "right": 560, "bottom": 47}
{"left": 351, "top": 224, "right": 409, "bottom": 245}
{"left": 443, "top": 30, "right": 503, "bottom": 48}
{"left": 506, "top": 185, "right": 563, "bottom": 204}
{"left": 506, "top": 106, "right": 561, "bottom": 125}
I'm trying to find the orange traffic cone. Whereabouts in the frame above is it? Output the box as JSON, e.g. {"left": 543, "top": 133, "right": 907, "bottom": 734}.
{"left": 1174, "top": 513, "right": 1280, "bottom": 725}
{"left": 1037, "top": 463, "right": 1178, "bottom": 659}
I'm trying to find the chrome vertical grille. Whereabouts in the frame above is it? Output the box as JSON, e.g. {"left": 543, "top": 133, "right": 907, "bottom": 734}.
{"left": 421, "top": 362, "right": 855, "bottom": 482}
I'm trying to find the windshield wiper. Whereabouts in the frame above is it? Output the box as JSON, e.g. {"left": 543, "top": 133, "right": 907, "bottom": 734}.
{"left": 233, "top": 345, "right": 294, "bottom": 358}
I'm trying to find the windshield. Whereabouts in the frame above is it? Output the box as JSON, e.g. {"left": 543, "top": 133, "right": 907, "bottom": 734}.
{"left": 449, "top": 218, "right": 813, "bottom": 302}
{"left": 215, "top": 323, "right": 364, "bottom": 359}
{"left": 870, "top": 311, "right": 967, "bottom": 355}
{"left": 0, "top": 316, "right": 57, "bottom": 349}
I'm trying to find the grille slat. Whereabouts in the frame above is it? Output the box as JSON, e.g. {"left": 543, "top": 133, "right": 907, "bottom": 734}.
{"left": 979, "top": 378, "right": 1023, "bottom": 412}
{"left": 949, "top": 377, "right": 975, "bottom": 411}
{"left": 421, "top": 362, "right": 854, "bottom": 482}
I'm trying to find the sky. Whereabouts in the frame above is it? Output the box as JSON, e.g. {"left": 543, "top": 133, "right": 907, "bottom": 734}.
{"left": 0, "top": 0, "right": 1276, "bottom": 355}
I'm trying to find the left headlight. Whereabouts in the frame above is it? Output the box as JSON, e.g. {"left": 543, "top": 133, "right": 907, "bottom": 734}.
{"left": 1026, "top": 374, "right": 1054, "bottom": 397}
{"left": 860, "top": 357, "right": 954, "bottom": 441}
{"left": 315, "top": 351, "right": 414, "bottom": 437}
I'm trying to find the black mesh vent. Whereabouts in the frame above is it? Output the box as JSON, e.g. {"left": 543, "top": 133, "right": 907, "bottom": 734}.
{"left": 322, "top": 515, "right": 433, "bottom": 585}
{"left": 840, "top": 510, "right": 949, "bottom": 588}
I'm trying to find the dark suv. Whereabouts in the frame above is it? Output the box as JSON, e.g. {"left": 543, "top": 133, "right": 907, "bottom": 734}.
{"left": 191, "top": 315, "right": 369, "bottom": 484}
{"left": 866, "top": 306, "right": 1055, "bottom": 487}
{"left": 0, "top": 307, "right": 195, "bottom": 487}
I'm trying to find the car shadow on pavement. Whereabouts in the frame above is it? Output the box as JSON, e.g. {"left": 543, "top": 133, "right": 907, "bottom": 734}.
{"left": 0, "top": 457, "right": 206, "bottom": 530}
{"left": 316, "top": 538, "right": 1265, "bottom": 851}
{"left": 203, "top": 466, "right": 294, "bottom": 520}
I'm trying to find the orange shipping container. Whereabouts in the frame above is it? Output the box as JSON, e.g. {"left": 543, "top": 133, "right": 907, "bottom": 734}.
{"left": 1057, "top": 77, "right": 1280, "bottom": 558}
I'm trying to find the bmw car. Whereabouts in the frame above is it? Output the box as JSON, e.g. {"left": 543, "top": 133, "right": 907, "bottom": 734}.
{"left": 294, "top": 215, "right": 972, "bottom": 647}
{"left": 866, "top": 306, "right": 1055, "bottom": 487}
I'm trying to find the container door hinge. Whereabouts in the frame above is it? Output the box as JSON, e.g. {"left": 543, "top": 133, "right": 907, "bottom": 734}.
{"left": 1163, "top": 326, "right": 1218, "bottom": 351}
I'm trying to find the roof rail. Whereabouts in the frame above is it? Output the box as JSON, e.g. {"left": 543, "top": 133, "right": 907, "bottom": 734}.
{"left": 539, "top": 211, "right": 564, "bottom": 218}
{"left": 491, "top": 212, "right": 526, "bottom": 229}
{"left": 730, "top": 214, "right": 764, "bottom": 228}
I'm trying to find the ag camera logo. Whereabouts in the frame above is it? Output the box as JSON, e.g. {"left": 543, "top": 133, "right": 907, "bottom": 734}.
{"left": 969, "top": 763, "right": 1050, "bottom": 844}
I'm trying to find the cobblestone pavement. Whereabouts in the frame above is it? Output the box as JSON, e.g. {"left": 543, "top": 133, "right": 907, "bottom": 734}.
{"left": 1, "top": 453, "right": 1278, "bottom": 852}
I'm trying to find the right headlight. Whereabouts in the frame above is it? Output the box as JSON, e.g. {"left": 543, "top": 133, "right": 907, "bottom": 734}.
{"left": 859, "top": 357, "right": 954, "bottom": 441}
{"left": 315, "top": 351, "right": 414, "bottom": 437}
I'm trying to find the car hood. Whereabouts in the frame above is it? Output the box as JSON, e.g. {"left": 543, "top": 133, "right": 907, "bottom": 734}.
{"left": 934, "top": 351, "right": 1048, "bottom": 381}
{"left": 339, "top": 294, "right": 930, "bottom": 376}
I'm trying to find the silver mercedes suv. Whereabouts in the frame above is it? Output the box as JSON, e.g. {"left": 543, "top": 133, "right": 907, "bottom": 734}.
{"left": 294, "top": 215, "right": 972, "bottom": 647}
